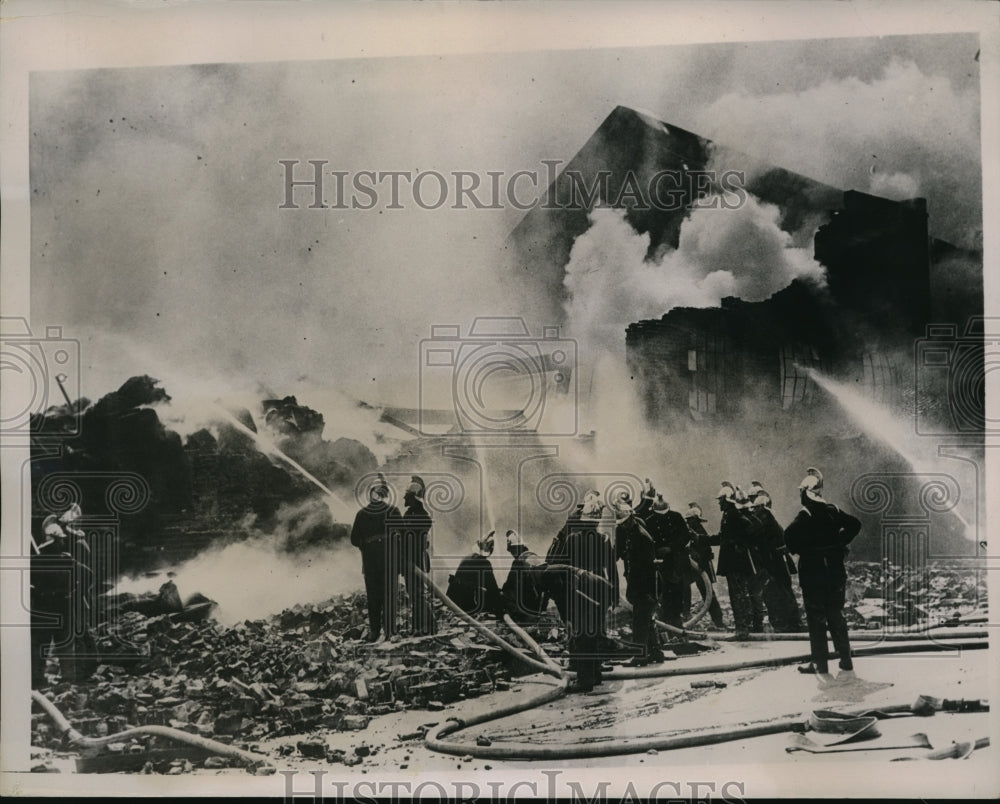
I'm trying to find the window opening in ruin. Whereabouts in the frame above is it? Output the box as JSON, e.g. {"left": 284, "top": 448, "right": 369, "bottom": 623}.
{"left": 780, "top": 346, "right": 819, "bottom": 409}
{"left": 688, "top": 332, "right": 725, "bottom": 417}
{"left": 862, "top": 351, "right": 898, "bottom": 406}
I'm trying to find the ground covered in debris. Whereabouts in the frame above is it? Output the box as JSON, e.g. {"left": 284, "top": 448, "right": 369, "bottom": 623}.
{"left": 28, "top": 561, "right": 990, "bottom": 777}
{"left": 30, "top": 589, "right": 542, "bottom": 773}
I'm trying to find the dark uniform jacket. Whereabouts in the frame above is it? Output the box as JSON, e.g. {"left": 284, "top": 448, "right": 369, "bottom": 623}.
{"left": 501, "top": 545, "right": 547, "bottom": 620}
{"left": 784, "top": 493, "right": 861, "bottom": 589}
{"left": 710, "top": 503, "right": 757, "bottom": 577}
{"left": 748, "top": 506, "right": 795, "bottom": 577}
{"left": 545, "top": 505, "right": 580, "bottom": 565}
{"left": 614, "top": 513, "right": 658, "bottom": 605}
{"left": 351, "top": 502, "right": 402, "bottom": 574}
{"left": 31, "top": 529, "right": 93, "bottom": 608}
{"left": 685, "top": 517, "right": 716, "bottom": 582}
{"left": 447, "top": 553, "right": 503, "bottom": 616}
{"left": 637, "top": 499, "right": 691, "bottom": 583}
{"left": 399, "top": 502, "right": 433, "bottom": 572}
{"left": 546, "top": 510, "right": 617, "bottom": 610}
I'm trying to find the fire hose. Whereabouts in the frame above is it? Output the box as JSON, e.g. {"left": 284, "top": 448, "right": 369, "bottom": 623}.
{"left": 30, "top": 689, "right": 273, "bottom": 771}
{"left": 415, "top": 567, "right": 562, "bottom": 678}
{"left": 726, "top": 627, "right": 988, "bottom": 643}
{"left": 501, "top": 613, "right": 562, "bottom": 674}
{"left": 425, "top": 639, "right": 991, "bottom": 759}
{"left": 32, "top": 567, "right": 989, "bottom": 767}
{"left": 415, "top": 567, "right": 989, "bottom": 759}
{"left": 654, "top": 558, "right": 713, "bottom": 637}
{"left": 891, "top": 615, "right": 988, "bottom": 633}
{"left": 597, "top": 637, "right": 989, "bottom": 680}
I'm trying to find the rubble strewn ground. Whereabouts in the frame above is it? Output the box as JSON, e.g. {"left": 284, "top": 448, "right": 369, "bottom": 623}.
{"left": 29, "top": 560, "right": 988, "bottom": 774}
{"left": 709, "top": 560, "right": 988, "bottom": 631}
{"left": 30, "top": 587, "right": 548, "bottom": 772}
{"left": 842, "top": 560, "right": 988, "bottom": 628}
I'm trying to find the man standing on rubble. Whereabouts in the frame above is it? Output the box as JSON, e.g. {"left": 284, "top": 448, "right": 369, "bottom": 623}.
{"left": 683, "top": 503, "right": 725, "bottom": 629}
{"left": 399, "top": 475, "right": 437, "bottom": 636}
{"left": 747, "top": 485, "right": 804, "bottom": 633}
{"left": 547, "top": 490, "right": 617, "bottom": 693}
{"left": 350, "top": 474, "right": 402, "bottom": 642}
{"left": 30, "top": 503, "right": 98, "bottom": 686}
{"left": 446, "top": 531, "right": 504, "bottom": 617}
{"left": 784, "top": 467, "right": 861, "bottom": 684}
{"left": 636, "top": 481, "right": 690, "bottom": 632}
{"left": 542, "top": 499, "right": 584, "bottom": 623}
{"left": 612, "top": 491, "right": 665, "bottom": 666}
{"left": 711, "top": 482, "right": 763, "bottom": 640}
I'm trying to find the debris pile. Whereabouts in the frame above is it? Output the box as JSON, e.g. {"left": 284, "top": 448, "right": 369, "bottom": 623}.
{"left": 30, "top": 590, "right": 517, "bottom": 769}
{"left": 29, "top": 376, "right": 380, "bottom": 576}
{"left": 844, "top": 561, "right": 987, "bottom": 629}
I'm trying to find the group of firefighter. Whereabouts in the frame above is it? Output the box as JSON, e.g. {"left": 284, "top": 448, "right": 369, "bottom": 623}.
{"left": 351, "top": 466, "right": 863, "bottom": 693}
{"left": 30, "top": 466, "right": 859, "bottom": 692}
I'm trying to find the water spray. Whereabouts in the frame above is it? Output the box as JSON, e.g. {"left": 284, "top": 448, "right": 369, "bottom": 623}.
{"left": 471, "top": 436, "right": 498, "bottom": 533}
{"left": 798, "top": 365, "right": 926, "bottom": 468}
{"left": 797, "top": 365, "right": 973, "bottom": 535}
{"left": 211, "top": 402, "right": 355, "bottom": 523}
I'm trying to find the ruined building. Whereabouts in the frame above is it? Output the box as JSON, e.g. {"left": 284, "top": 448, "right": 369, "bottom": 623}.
{"left": 506, "top": 105, "right": 983, "bottom": 431}
{"left": 627, "top": 191, "right": 945, "bottom": 426}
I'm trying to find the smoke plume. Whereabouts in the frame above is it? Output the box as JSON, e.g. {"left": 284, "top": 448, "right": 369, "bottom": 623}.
{"left": 117, "top": 497, "right": 360, "bottom": 625}
{"left": 693, "top": 58, "right": 981, "bottom": 249}
{"left": 562, "top": 202, "right": 823, "bottom": 361}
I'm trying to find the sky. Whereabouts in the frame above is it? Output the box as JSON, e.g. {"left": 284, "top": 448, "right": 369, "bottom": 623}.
{"left": 29, "top": 33, "right": 983, "bottom": 410}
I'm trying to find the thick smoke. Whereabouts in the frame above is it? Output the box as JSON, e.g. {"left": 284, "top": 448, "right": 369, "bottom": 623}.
{"left": 29, "top": 42, "right": 984, "bottom": 588}
{"left": 73, "top": 327, "right": 408, "bottom": 478}
{"left": 117, "top": 498, "right": 361, "bottom": 625}
{"left": 556, "top": 196, "right": 822, "bottom": 510}
{"left": 693, "top": 58, "right": 981, "bottom": 249}
{"left": 562, "top": 202, "right": 823, "bottom": 361}
{"left": 292, "top": 387, "right": 412, "bottom": 467}
{"left": 869, "top": 170, "right": 920, "bottom": 201}
{"left": 30, "top": 61, "right": 532, "bottom": 412}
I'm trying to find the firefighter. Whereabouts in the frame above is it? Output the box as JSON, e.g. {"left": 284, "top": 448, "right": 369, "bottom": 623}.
{"left": 350, "top": 474, "right": 402, "bottom": 641}
{"left": 446, "top": 531, "right": 504, "bottom": 617}
{"left": 501, "top": 530, "right": 548, "bottom": 623}
{"left": 547, "top": 490, "right": 617, "bottom": 693}
{"left": 398, "top": 475, "right": 437, "bottom": 636}
{"left": 784, "top": 467, "right": 862, "bottom": 684}
{"left": 612, "top": 491, "right": 665, "bottom": 666}
{"left": 30, "top": 503, "right": 97, "bottom": 686}
{"left": 738, "top": 486, "right": 769, "bottom": 633}
{"left": 747, "top": 486, "right": 804, "bottom": 633}
{"left": 683, "top": 503, "right": 725, "bottom": 629}
{"left": 636, "top": 481, "right": 690, "bottom": 632}
{"left": 710, "top": 482, "right": 763, "bottom": 640}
